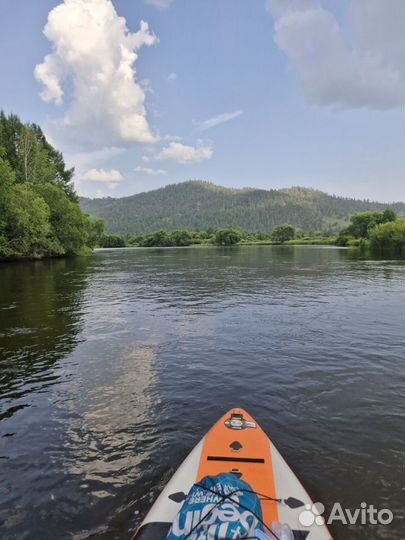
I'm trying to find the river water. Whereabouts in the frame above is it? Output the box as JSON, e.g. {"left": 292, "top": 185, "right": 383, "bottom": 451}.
{"left": 0, "top": 246, "right": 404, "bottom": 540}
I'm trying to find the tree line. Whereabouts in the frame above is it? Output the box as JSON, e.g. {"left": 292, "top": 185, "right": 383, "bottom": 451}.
{"left": 80, "top": 180, "right": 405, "bottom": 236}
{"left": 0, "top": 112, "right": 104, "bottom": 260}
{"left": 100, "top": 224, "right": 316, "bottom": 248}
{"left": 99, "top": 214, "right": 404, "bottom": 256}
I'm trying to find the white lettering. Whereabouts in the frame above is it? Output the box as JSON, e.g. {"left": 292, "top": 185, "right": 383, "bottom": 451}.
{"left": 328, "top": 503, "right": 347, "bottom": 525}
{"left": 345, "top": 508, "right": 360, "bottom": 524}
{"left": 377, "top": 509, "right": 394, "bottom": 525}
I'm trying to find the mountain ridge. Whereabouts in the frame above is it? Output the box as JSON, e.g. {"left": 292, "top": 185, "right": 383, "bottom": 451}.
{"left": 80, "top": 180, "right": 405, "bottom": 235}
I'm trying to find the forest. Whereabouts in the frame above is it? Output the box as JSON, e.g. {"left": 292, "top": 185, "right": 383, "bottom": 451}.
{"left": 0, "top": 112, "right": 103, "bottom": 260}
{"left": 80, "top": 180, "right": 405, "bottom": 236}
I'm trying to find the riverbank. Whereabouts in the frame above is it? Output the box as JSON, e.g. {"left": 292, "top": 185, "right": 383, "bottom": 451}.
{"left": 97, "top": 239, "right": 337, "bottom": 249}
{"left": 98, "top": 211, "right": 405, "bottom": 256}
{"left": 240, "top": 237, "right": 336, "bottom": 246}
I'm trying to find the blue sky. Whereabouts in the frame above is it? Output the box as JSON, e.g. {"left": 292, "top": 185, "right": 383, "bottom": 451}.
{"left": 0, "top": 0, "right": 403, "bottom": 201}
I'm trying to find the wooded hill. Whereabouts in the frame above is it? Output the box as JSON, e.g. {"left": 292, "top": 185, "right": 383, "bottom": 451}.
{"left": 80, "top": 180, "right": 405, "bottom": 235}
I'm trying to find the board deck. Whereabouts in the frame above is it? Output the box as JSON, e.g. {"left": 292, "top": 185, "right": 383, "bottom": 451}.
{"left": 133, "top": 408, "right": 333, "bottom": 540}
{"left": 197, "top": 409, "right": 279, "bottom": 525}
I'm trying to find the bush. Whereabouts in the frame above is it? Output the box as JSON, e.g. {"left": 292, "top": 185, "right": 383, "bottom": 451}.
{"left": 170, "top": 229, "right": 193, "bottom": 246}
{"left": 270, "top": 224, "right": 295, "bottom": 243}
{"left": 342, "top": 209, "right": 398, "bottom": 240}
{"left": 369, "top": 219, "right": 405, "bottom": 256}
{"left": 140, "top": 230, "right": 171, "bottom": 247}
{"left": 138, "top": 229, "right": 193, "bottom": 247}
{"left": 99, "top": 234, "right": 126, "bottom": 248}
{"left": 214, "top": 228, "right": 242, "bottom": 246}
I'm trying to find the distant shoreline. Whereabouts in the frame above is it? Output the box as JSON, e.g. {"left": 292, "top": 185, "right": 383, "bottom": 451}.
{"left": 94, "top": 243, "right": 345, "bottom": 251}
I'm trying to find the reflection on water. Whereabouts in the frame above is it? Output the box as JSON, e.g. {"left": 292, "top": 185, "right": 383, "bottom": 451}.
{"left": 0, "top": 258, "right": 90, "bottom": 421}
{"left": 65, "top": 342, "right": 157, "bottom": 489}
{"left": 0, "top": 246, "right": 404, "bottom": 540}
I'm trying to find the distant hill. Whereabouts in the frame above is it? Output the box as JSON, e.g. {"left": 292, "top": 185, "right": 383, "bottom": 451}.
{"left": 79, "top": 180, "right": 405, "bottom": 235}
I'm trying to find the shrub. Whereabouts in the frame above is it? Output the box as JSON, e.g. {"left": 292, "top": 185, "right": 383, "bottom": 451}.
{"left": 214, "top": 228, "right": 242, "bottom": 246}
{"left": 270, "top": 224, "right": 295, "bottom": 243}
{"left": 369, "top": 219, "right": 405, "bottom": 256}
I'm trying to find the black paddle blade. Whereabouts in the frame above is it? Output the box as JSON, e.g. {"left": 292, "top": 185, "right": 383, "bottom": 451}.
{"left": 168, "top": 491, "right": 187, "bottom": 503}
{"left": 284, "top": 497, "right": 305, "bottom": 508}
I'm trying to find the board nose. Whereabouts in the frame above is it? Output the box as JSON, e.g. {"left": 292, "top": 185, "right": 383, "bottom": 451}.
{"left": 224, "top": 408, "right": 258, "bottom": 428}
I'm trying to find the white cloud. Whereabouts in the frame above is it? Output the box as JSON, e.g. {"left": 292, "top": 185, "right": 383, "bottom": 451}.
{"left": 168, "top": 72, "right": 177, "bottom": 81}
{"left": 155, "top": 141, "right": 213, "bottom": 164}
{"left": 196, "top": 110, "right": 243, "bottom": 131}
{"left": 265, "top": 0, "right": 405, "bottom": 109}
{"left": 135, "top": 165, "right": 167, "bottom": 176}
{"left": 34, "top": 0, "right": 159, "bottom": 147}
{"left": 163, "top": 134, "right": 182, "bottom": 141}
{"left": 146, "top": 0, "right": 174, "bottom": 9}
{"left": 66, "top": 146, "right": 126, "bottom": 171}
{"left": 81, "top": 168, "right": 123, "bottom": 184}
{"left": 140, "top": 78, "right": 155, "bottom": 96}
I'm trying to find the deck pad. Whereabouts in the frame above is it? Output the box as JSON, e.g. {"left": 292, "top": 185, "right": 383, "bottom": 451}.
{"left": 197, "top": 409, "right": 279, "bottom": 525}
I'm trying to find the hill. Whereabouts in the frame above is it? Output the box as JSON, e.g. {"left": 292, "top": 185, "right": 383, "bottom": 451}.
{"left": 79, "top": 180, "right": 405, "bottom": 235}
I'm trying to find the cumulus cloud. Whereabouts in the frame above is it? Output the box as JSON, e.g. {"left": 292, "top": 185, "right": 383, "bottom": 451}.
{"left": 81, "top": 168, "right": 123, "bottom": 184}
{"left": 135, "top": 165, "right": 167, "bottom": 176}
{"left": 265, "top": 0, "right": 405, "bottom": 109}
{"left": 66, "top": 146, "right": 126, "bottom": 171}
{"left": 146, "top": 0, "right": 174, "bottom": 9}
{"left": 168, "top": 72, "right": 177, "bottom": 82}
{"left": 155, "top": 141, "right": 213, "bottom": 164}
{"left": 34, "top": 0, "right": 159, "bottom": 147}
{"left": 196, "top": 110, "right": 243, "bottom": 131}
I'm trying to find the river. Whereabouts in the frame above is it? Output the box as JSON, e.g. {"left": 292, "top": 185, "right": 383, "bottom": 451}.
{"left": 0, "top": 246, "right": 404, "bottom": 539}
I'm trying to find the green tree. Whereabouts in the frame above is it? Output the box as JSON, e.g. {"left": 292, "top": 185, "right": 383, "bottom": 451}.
{"left": 87, "top": 219, "right": 105, "bottom": 248}
{"left": 17, "top": 126, "right": 57, "bottom": 185}
{"left": 99, "top": 234, "right": 126, "bottom": 248}
{"left": 369, "top": 219, "right": 405, "bottom": 256}
{"left": 170, "top": 229, "right": 192, "bottom": 246}
{"left": 0, "top": 150, "right": 16, "bottom": 256}
{"left": 382, "top": 208, "right": 397, "bottom": 223}
{"left": 271, "top": 224, "right": 295, "bottom": 243}
{"left": 6, "top": 184, "right": 60, "bottom": 257}
{"left": 0, "top": 112, "right": 21, "bottom": 174}
{"left": 214, "top": 228, "right": 242, "bottom": 246}
{"left": 0, "top": 112, "right": 75, "bottom": 199}
{"left": 140, "top": 230, "right": 171, "bottom": 247}
{"left": 34, "top": 183, "right": 89, "bottom": 255}
{"left": 346, "top": 211, "right": 386, "bottom": 238}
{"left": 0, "top": 113, "right": 100, "bottom": 259}
{"left": 336, "top": 209, "right": 399, "bottom": 246}
{"left": 255, "top": 231, "right": 270, "bottom": 241}
{"left": 29, "top": 122, "right": 76, "bottom": 201}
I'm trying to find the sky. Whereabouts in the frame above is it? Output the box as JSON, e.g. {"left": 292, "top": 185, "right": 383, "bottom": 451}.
{"left": 0, "top": 0, "right": 404, "bottom": 201}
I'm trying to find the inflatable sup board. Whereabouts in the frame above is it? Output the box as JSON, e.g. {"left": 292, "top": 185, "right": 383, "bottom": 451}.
{"left": 133, "top": 408, "right": 333, "bottom": 540}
